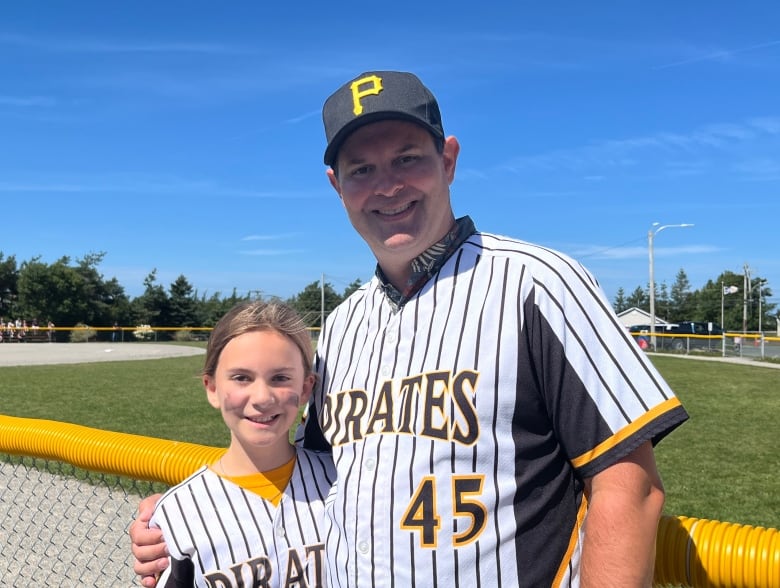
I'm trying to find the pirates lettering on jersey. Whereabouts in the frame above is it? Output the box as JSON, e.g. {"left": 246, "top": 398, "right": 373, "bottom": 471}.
{"left": 203, "top": 544, "right": 326, "bottom": 588}
{"left": 350, "top": 74, "right": 383, "bottom": 115}
{"left": 321, "top": 369, "right": 480, "bottom": 446}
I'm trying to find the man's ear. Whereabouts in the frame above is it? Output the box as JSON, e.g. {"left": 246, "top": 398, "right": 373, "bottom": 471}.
{"left": 442, "top": 136, "right": 460, "bottom": 184}
{"left": 204, "top": 375, "right": 220, "bottom": 409}
{"left": 326, "top": 168, "right": 343, "bottom": 199}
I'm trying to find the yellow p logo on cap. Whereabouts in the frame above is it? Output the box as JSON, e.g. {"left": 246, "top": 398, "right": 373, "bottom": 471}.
{"left": 350, "top": 75, "right": 383, "bottom": 116}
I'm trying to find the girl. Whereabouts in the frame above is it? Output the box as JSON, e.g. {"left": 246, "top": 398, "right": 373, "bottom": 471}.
{"left": 150, "top": 301, "right": 334, "bottom": 587}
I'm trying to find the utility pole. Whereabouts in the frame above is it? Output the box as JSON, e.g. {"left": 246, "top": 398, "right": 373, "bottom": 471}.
{"left": 320, "top": 273, "right": 325, "bottom": 329}
{"left": 721, "top": 281, "right": 725, "bottom": 357}
{"left": 756, "top": 278, "right": 766, "bottom": 356}
{"left": 742, "top": 263, "right": 750, "bottom": 335}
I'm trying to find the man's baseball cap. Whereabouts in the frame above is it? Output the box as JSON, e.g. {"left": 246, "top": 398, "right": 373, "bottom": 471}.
{"left": 322, "top": 71, "right": 444, "bottom": 166}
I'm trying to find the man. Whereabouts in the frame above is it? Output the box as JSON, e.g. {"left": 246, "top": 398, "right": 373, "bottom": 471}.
{"left": 132, "top": 70, "right": 688, "bottom": 587}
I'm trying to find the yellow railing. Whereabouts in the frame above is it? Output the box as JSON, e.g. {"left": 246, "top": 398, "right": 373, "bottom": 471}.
{"left": 655, "top": 514, "right": 780, "bottom": 587}
{"left": 629, "top": 333, "right": 780, "bottom": 344}
{"left": 12, "top": 325, "right": 320, "bottom": 342}
{"left": 0, "top": 414, "right": 223, "bottom": 486}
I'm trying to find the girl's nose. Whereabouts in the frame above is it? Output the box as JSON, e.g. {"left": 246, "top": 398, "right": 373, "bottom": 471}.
{"left": 249, "top": 383, "right": 276, "bottom": 406}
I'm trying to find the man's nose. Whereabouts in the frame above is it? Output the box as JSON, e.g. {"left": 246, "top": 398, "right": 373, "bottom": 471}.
{"left": 373, "top": 167, "right": 404, "bottom": 197}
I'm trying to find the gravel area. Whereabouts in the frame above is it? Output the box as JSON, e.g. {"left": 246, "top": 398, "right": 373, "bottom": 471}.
{"left": 0, "top": 460, "right": 141, "bottom": 586}
{"left": 0, "top": 342, "right": 205, "bottom": 367}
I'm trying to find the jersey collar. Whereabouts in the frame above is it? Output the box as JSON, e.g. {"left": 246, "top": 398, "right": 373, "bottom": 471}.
{"left": 376, "top": 216, "right": 477, "bottom": 309}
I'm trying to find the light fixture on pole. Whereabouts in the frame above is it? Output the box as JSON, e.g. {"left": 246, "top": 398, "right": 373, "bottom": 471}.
{"left": 648, "top": 222, "right": 694, "bottom": 350}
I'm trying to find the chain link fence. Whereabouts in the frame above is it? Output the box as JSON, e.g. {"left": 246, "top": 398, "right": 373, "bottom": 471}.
{"left": 0, "top": 414, "right": 222, "bottom": 587}
{"left": 0, "top": 455, "right": 161, "bottom": 586}
{"left": 631, "top": 331, "right": 780, "bottom": 360}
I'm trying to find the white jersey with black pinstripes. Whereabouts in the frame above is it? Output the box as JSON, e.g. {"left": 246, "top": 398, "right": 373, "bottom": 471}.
{"left": 308, "top": 228, "right": 688, "bottom": 588}
{"left": 149, "top": 448, "right": 335, "bottom": 588}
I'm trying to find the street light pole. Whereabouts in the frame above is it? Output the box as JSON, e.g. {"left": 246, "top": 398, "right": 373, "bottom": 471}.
{"left": 721, "top": 281, "right": 725, "bottom": 357}
{"left": 757, "top": 278, "right": 766, "bottom": 355}
{"left": 648, "top": 222, "right": 694, "bottom": 350}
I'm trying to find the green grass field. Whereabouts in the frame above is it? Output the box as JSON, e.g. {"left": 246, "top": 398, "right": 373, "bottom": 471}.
{"left": 1, "top": 350, "right": 778, "bottom": 529}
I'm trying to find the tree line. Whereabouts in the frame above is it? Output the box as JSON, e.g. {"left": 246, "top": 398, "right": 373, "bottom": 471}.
{"left": 0, "top": 251, "right": 362, "bottom": 341}
{"left": 1, "top": 252, "right": 776, "bottom": 341}
{"left": 612, "top": 268, "right": 777, "bottom": 332}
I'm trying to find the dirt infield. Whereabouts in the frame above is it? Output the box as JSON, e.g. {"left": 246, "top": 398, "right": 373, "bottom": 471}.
{"left": 0, "top": 342, "right": 205, "bottom": 367}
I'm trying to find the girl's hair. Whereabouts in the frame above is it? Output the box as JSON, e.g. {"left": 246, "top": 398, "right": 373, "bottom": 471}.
{"left": 202, "top": 300, "right": 314, "bottom": 378}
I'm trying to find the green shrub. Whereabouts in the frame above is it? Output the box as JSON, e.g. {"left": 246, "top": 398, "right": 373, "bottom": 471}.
{"left": 132, "top": 324, "right": 155, "bottom": 340}
{"left": 69, "top": 323, "right": 97, "bottom": 343}
{"left": 173, "top": 329, "right": 193, "bottom": 342}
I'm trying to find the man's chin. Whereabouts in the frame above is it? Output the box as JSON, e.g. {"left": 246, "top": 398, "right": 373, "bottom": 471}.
{"left": 380, "top": 234, "right": 429, "bottom": 256}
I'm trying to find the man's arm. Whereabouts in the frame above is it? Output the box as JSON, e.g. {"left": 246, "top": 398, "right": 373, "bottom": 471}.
{"left": 581, "top": 441, "right": 665, "bottom": 588}
{"left": 129, "top": 494, "right": 168, "bottom": 588}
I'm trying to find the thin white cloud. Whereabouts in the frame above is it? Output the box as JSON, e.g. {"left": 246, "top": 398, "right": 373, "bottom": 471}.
{"left": 449, "top": 32, "right": 547, "bottom": 44}
{"left": 732, "top": 158, "right": 780, "bottom": 181}
{"left": 501, "top": 116, "right": 780, "bottom": 175}
{"left": 0, "top": 178, "right": 311, "bottom": 199}
{"left": 0, "top": 95, "right": 56, "bottom": 107}
{"left": 575, "top": 244, "right": 721, "bottom": 261}
{"left": 0, "top": 182, "right": 91, "bottom": 193}
{"left": 452, "top": 167, "right": 488, "bottom": 181}
{"left": 748, "top": 117, "right": 780, "bottom": 134}
{"left": 0, "top": 32, "right": 245, "bottom": 54}
{"left": 241, "top": 233, "right": 301, "bottom": 241}
{"left": 238, "top": 233, "right": 304, "bottom": 257}
{"left": 653, "top": 39, "right": 780, "bottom": 70}
{"left": 516, "top": 190, "right": 583, "bottom": 199}
{"left": 661, "top": 160, "right": 712, "bottom": 177}
{"left": 239, "top": 249, "right": 306, "bottom": 256}
{"left": 285, "top": 110, "right": 320, "bottom": 125}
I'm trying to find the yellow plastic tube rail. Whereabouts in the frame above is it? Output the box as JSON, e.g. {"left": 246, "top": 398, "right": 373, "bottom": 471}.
{"left": 0, "top": 414, "right": 223, "bottom": 486}
{"left": 2, "top": 415, "right": 778, "bottom": 586}
{"left": 654, "top": 514, "right": 779, "bottom": 587}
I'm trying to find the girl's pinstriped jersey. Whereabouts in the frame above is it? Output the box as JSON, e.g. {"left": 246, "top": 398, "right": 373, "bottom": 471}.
{"left": 149, "top": 448, "right": 335, "bottom": 588}
{"left": 306, "top": 229, "right": 688, "bottom": 588}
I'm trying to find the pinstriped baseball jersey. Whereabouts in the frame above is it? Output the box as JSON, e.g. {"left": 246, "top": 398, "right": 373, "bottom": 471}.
{"left": 149, "top": 448, "right": 336, "bottom": 587}
{"left": 306, "top": 226, "right": 688, "bottom": 587}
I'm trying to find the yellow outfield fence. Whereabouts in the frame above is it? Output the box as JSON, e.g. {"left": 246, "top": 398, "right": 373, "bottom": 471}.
{"left": 1, "top": 415, "right": 778, "bottom": 587}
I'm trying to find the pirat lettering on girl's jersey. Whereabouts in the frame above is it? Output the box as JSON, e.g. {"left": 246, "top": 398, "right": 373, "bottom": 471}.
{"left": 203, "top": 544, "right": 325, "bottom": 588}
{"left": 321, "top": 369, "right": 480, "bottom": 446}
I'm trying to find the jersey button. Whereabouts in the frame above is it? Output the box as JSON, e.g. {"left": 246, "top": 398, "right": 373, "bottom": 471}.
{"left": 386, "top": 331, "right": 397, "bottom": 344}
{"left": 380, "top": 365, "right": 391, "bottom": 377}
{"left": 275, "top": 526, "right": 285, "bottom": 538}
{"left": 365, "top": 458, "right": 375, "bottom": 471}
{"left": 358, "top": 541, "right": 369, "bottom": 554}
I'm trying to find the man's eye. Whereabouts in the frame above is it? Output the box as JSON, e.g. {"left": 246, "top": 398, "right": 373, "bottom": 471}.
{"left": 397, "top": 154, "right": 420, "bottom": 166}
{"left": 350, "top": 165, "right": 371, "bottom": 177}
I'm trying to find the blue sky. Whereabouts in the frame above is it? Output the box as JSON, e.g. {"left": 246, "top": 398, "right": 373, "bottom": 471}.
{"left": 2, "top": 2, "right": 778, "bottom": 312}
